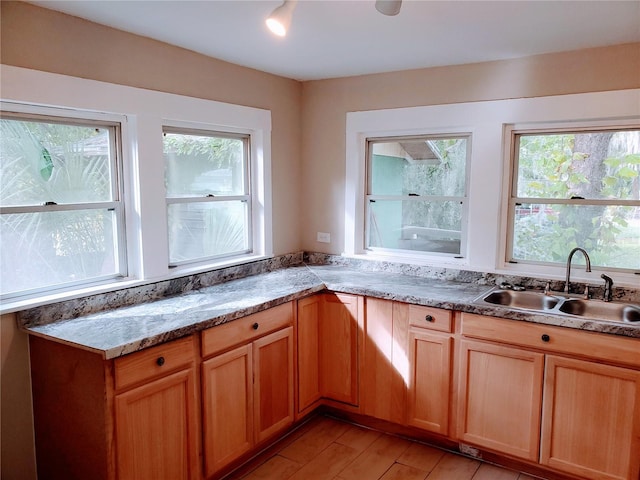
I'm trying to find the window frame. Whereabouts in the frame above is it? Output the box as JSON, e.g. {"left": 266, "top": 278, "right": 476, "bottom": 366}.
{"left": 163, "top": 126, "right": 253, "bottom": 267}
{"left": 505, "top": 121, "right": 640, "bottom": 272}
{"left": 0, "top": 106, "right": 128, "bottom": 300}
{"left": 364, "top": 133, "right": 471, "bottom": 259}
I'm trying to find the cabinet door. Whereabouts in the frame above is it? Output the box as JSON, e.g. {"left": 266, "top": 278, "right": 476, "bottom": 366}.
{"left": 297, "top": 295, "right": 322, "bottom": 413}
{"left": 319, "top": 293, "right": 362, "bottom": 405}
{"left": 541, "top": 355, "right": 640, "bottom": 480}
{"left": 457, "top": 340, "right": 544, "bottom": 461}
{"left": 362, "top": 298, "right": 407, "bottom": 424}
{"left": 253, "top": 327, "right": 295, "bottom": 443}
{"left": 202, "top": 344, "right": 253, "bottom": 478}
{"left": 115, "top": 368, "right": 199, "bottom": 480}
{"left": 407, "top": 328, "right": 452, "bottom": 435}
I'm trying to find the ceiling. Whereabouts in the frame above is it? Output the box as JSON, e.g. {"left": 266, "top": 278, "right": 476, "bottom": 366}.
{"left": 29, "top": 0, "right": 640, "bottom": 81}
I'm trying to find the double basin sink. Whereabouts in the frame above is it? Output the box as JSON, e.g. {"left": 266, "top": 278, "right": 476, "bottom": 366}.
{"left": 478, "top": 289, "right": 640, "bottom": 323}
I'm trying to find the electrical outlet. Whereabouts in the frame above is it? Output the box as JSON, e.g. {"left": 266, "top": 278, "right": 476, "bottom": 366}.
{"left": 316, "top": 232, "right": 331, "bottom": 243}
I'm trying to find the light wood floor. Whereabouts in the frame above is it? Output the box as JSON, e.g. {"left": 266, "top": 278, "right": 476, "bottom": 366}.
{"left": 229, "top": 415, "right": 546, "bottom": 480}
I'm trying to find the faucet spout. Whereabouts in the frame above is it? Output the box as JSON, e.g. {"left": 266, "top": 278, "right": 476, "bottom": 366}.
{"left": 564, "top": 247, "right": 591, "bottom": 295}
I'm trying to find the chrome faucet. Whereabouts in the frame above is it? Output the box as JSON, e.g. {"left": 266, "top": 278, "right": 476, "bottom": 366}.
{"left": 564, "top": 247, "right": 591, "bottom": 296}
{"left": 601, "top": 273, "right": 614, "bottom": 302}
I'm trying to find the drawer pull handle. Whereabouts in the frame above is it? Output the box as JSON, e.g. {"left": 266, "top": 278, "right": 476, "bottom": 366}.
{"left": 252, "top": 322, "right": 259, "bottom": 330}
{"left": 541, "top": 334, "right": 550, "bottom": 343}
{"left": 424, "top": 315, "right": 434, "bottom": 322}
{"left": 156, "top": 356, "right": 165, "bottom": 367}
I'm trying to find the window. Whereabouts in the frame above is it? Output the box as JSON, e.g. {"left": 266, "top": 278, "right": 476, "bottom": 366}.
{"left": 365, "top": 135, "right": 470, "bottom": 257}
{"left": 0, "top": 112, "right": 126, "bottom": 298}
{"left": 508, "top": 127, "right": 640, "bottom": 271}
{"left": 164, "top": 128, "right": 251, "bottom": 265}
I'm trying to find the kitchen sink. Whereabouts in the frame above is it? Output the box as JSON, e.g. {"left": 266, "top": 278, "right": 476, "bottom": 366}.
{"left": 558, "top": 299, "right": 640, "bottom": 323}
{"left": 478, "top": 289, "right": 640, "bottom": 323}
{"left": 482, "top": 290, "right": 561, "bottom": 311}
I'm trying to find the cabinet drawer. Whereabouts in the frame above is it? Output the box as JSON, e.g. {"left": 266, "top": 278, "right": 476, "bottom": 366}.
{"left": 408, "top": 305, "right": 453, "bottom": 333}
{"left": 114, "top": 335, "right": 196, "bottom": 391}
{"left": 202, "top": 302, "right": 294, "bottom": 358}
{"left": 461, "top": 313, "right": 640, "bottom": 368}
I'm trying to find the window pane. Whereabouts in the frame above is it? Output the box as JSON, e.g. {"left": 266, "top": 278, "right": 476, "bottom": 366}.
{"left": 512, "top": 203, "right": 640, "bottom": 269}
{"left": 369, "top": 137, "right": 467, "bottom": 197}
{"left": 167, "top": 201, "right": 248, "bottom": 264}
{"left": 516, "top": 130, "right": 640, "bottom": 200}
{"left": 0, "top": 209, "right": 119, "bottom": 295}
{"left": 0, "top": 118, "right": 114, "bottom": 206}
{"left": 368, "top": 200, "right": 462, "bottom": 254}
{"left": 164, "top": 132, "right": 246, "bottom": 197}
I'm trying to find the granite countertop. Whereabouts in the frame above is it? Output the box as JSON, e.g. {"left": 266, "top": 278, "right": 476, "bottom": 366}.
{"left": 20, "top": 264, "right": 640, "bottom": 359}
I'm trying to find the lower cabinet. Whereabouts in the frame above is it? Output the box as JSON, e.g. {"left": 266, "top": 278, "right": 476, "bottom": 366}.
{"left": 460, "top": 313, "right": 640, "bottom": 480}
{"left": 29, "top": 334, "right": 201, "bottom": 480}
{"left": 201, "top": 344, "right": 253, "bottom": 476}
{"left": 540, "top": 355, "right": 640, "bottom": 480}
{"left": 361, "top": 297, "right": 407, "bottom": 424}
{"left": 457, "top": 339, "right": 544, "bottom": 461}
{"left": 406, "top": 305, "right": 454, "bottom": 436}
{"left": 297, "top": 292, "right": 363, "bottom": 412}
{"left": 115, "top": 368, "right": 200, "bottom": 480}
{"left": 27, "top": 294, "right": 640, "bottom": 480}
{"left": 201, "top": 303, "right": 294, "bottom": 478}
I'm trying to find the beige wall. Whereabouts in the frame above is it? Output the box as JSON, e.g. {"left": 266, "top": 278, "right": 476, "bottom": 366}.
{"left": 300, "top": 43, "right": 640, "bottom": 253}
{"left": 1, "top": 2, "right": 639, "bottom": 478}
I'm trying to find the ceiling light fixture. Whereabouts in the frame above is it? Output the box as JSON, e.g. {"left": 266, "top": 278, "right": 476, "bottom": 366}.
{"left": 375, "top": 0, "right": 402, "bottom": 16}
{"left": 266, "top": 0, "right": 298, "bottom": 37}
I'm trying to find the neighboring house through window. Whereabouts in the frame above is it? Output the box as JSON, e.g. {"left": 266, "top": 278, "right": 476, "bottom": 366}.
{"left": 366, "top": 135, "right": 469, "bottom": 257}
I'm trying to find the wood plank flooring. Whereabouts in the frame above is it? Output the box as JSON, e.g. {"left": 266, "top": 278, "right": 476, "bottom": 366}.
{"left": 228, "top": 415, "right": 546, "bottom": 480}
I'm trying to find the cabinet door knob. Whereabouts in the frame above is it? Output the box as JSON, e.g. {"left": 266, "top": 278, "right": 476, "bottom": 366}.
{"left": 156, "top": 356, "right": 165, "bottom": 366}
{"left": 252, "top": 322, "right": 259, "bottom": 330}
{"left": 541, "top": 334, "right": 550, "bottom": 343}
{"left": 424, "top": 315, "right": 434, "bottom": 322}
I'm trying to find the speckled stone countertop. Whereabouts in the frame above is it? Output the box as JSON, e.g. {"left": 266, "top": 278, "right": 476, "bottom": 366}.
{"left": 19, "top": 257, "right": 640, "bottom": 359}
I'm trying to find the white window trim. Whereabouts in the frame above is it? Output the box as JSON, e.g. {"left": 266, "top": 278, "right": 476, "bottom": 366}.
{"left": 346, "top": 89, "right": 640, "bottom": 286}
{"left": 0, "top": 65, "right": 272, "bottom": 312}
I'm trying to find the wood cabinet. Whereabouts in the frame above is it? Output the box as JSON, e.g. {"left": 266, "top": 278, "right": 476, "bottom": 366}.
{"left": 461, "top": 313, "right": 640, "bottom": 480}
{"left": 113, "top": 337, "right": 200, "bottom": 480}
{"left": 540, "top": 355, "right": 640, "bottom": 480}
{"left": 361, "top": 298, "right": 407, "bottom": 424}
{"left": 201, "top": 344, "right": 253, "bottom": 476}
{"left": 297, "top": 294, "right": 322, "bottom": 413}
{"left": 297, "top": 292, "right": 363, "bottom": 411}
{"left": 201, "top": 302, "right": 294, "bottom": 478}
{"left": 319, "top": 293, "right": 362, "bottom": 405}
{"left": 457, "top": 339, "right": 544, "bottom": 461}
{"left": 406, "top": 304, "right": 454, "bottom": 436}
{"left": 29, "top": 334, "right": 200, "bottom": 480}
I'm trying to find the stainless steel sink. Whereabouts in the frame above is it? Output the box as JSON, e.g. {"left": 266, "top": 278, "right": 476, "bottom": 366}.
{"left": 482, "top": 290, "right": 561, "bottom": 311}
{"left": 478, "top": 289, "right": 640, "bottom": 323}
{"left": 558, "top": 299, "right": 640, "bottom": 323}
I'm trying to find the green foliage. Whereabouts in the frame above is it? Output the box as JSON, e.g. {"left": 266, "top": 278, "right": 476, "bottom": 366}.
{"left": 513, "top": 131, "right": 640, "bottom": 269}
